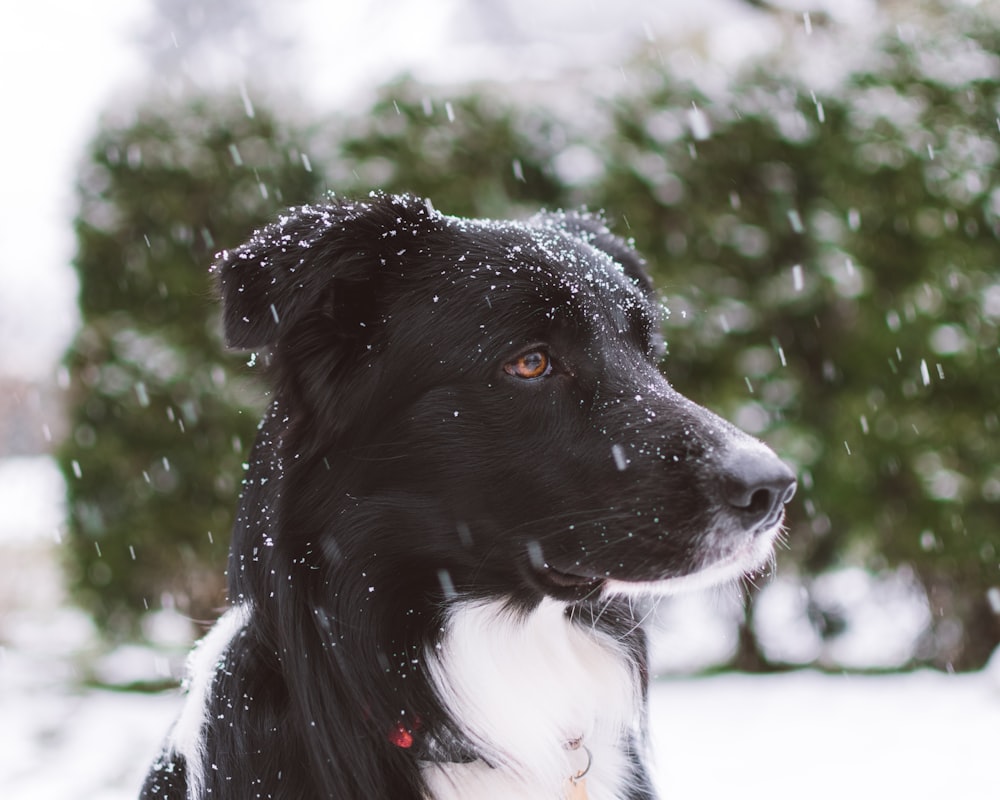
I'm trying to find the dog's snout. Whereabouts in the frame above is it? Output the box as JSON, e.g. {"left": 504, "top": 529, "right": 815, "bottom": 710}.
{"left": 718, "top": 446, "right": 797, "bottom": 531}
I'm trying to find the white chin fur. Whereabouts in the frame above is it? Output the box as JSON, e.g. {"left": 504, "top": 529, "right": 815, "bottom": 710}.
{"left": 603, "top": 522, "right": 782, "bottom": 599}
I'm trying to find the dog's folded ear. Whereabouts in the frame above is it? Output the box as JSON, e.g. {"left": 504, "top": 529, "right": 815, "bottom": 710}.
{"left": 537, "top": 210, "right": 655, "bottom": 297}
{"left": 214, "top": 194, "right": 436, "bottom": 349}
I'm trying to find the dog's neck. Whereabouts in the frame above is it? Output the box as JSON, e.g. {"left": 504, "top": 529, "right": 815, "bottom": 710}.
{"left": 421, "top": 598, "right": 642, "bottom": 800}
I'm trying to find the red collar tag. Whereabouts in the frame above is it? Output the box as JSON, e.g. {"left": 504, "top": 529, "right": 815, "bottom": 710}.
{"left": 389, "top": 716, "right": 424, "bottom": 749}
{"left": 389, "top": 721, "right": 414, "bottom": 749}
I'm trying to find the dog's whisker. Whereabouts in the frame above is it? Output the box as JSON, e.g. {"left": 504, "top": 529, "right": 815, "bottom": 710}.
{"left": 619, "top": 598, "right": 660, "bottom": 643}
{"left": 588, "top": 594, "right": 617, "bottom": 632}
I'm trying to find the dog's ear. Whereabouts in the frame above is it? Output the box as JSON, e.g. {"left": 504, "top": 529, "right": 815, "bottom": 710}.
{"left": 215, "top": 194, "right": 436, "bottom": 349}
{"left": 538, "top": 210, "right": 655, "bottom": 296}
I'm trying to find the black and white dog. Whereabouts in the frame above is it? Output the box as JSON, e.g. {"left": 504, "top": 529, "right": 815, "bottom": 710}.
{"left": 141, "top": 193, "right": 795, "bottom": 800}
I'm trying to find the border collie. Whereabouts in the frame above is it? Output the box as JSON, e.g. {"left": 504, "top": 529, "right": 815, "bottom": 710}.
{"left": 141, "top": 193, "right": 795, "bottom": 800}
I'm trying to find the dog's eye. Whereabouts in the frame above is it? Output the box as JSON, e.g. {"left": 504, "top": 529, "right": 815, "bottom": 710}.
{"left": 505, "top": 351, "right": 552, "bottom": 380}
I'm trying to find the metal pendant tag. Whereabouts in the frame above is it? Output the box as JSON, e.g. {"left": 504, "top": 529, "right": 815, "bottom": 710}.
{"left": 564, "top": 738, "right": 591, "bottom": 799}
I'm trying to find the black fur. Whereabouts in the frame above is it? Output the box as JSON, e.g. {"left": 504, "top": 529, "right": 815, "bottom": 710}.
{"left": 141, "top": 194, "right": 794, "bottom": 799}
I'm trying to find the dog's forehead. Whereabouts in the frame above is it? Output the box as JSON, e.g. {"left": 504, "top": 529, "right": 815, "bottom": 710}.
{"left": 428, "top": 215, "right": 650, "bottom": 317}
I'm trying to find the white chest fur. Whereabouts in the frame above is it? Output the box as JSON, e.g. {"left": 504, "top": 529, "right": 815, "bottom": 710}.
{"left": 421, "top": 599, "right": 642, "bottom": 800}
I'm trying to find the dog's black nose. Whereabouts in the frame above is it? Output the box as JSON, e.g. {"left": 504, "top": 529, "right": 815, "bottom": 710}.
{"left": 718, "top": 446, "right": 797, "bottom": 531}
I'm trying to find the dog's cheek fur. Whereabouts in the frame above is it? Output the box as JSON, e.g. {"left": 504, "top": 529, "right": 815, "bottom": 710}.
{"left": 311, "top": 361, "right": 741, "bottom": 590}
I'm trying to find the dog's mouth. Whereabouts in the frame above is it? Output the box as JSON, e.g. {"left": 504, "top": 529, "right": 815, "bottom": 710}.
{"left": 531, "top": 564, "right": 605, "bottom": 600}
{"left": 528, "top": 516, "right": 787, "bottom": 602}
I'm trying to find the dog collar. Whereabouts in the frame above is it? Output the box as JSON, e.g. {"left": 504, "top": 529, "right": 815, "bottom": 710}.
{"left": 391, "top": 722, "right": 592, "bottom": 797}
{"left": 388, "top": 719, "right": 478, "bottom": 764}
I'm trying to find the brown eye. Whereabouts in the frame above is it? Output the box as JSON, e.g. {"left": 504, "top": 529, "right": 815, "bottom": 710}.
{"left": 505, "top": 350, "right": 552, "bottom": 380}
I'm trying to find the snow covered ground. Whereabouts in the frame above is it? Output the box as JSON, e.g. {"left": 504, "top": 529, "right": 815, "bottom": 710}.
{"left": 3, "top": 652, "right": 997, "bottom": 800}
{"left": 651, "top": 669, "right": 998, "bottom": 799}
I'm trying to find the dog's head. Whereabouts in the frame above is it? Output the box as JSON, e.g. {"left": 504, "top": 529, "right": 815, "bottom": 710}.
{"left": 217, "top": 193, "right": 794, "bottom": 605}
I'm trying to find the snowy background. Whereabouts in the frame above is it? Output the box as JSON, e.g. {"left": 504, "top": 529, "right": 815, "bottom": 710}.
{"left": 2, "top": 1, "right": 999, "bottom": 798}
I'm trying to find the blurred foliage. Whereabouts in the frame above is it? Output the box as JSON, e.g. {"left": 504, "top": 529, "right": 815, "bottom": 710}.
{"left": 62, "top": 5, "right": 1000, "bottom": 666}
{"left": 329, "top": 77, "right": 567, "bottom": 217}
{"left": 59, "top": 96, "right": 321, "bottom": 633}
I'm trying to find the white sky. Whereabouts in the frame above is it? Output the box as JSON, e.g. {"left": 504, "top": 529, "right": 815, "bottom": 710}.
{"left": 0, "top": 0, "right": 880, "bottom": 381}
{"left": 0, "top": 0, "right": 146, "bottom": 379}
